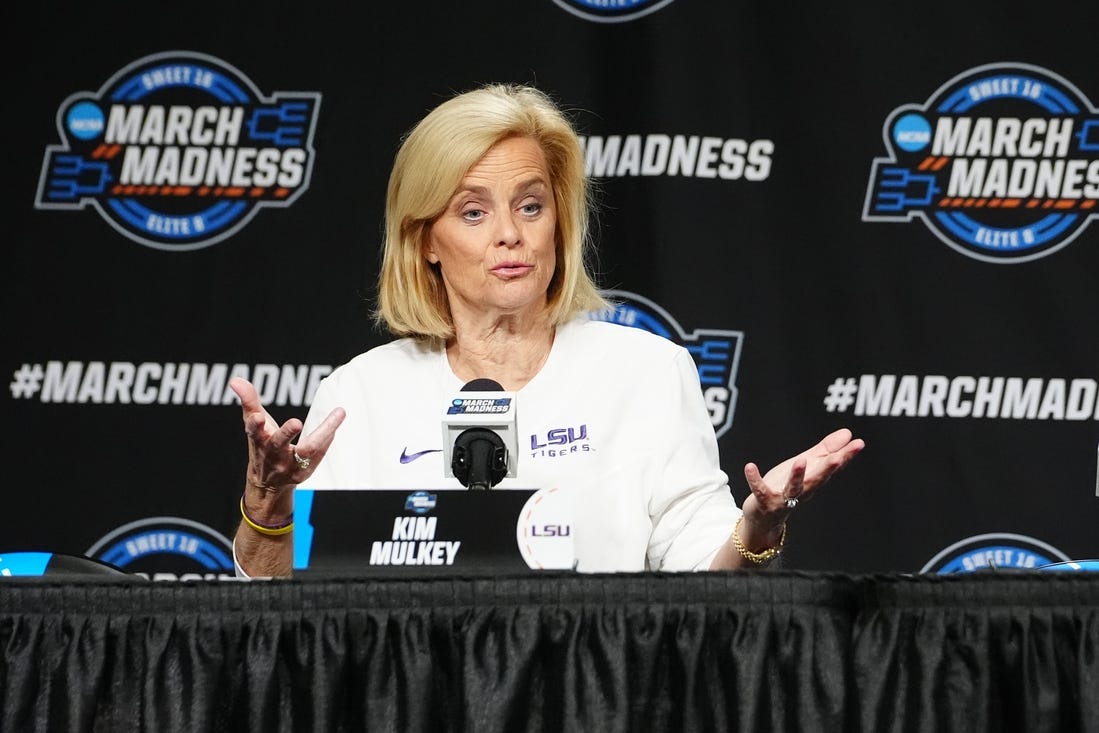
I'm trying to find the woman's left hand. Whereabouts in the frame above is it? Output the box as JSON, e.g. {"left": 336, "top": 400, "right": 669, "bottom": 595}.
{"left": 741, "top": 427, "right": 865, "bottom": 530}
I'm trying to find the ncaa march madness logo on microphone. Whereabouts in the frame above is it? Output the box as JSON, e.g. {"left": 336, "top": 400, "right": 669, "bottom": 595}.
{"left": 35, "top": 50, "right": 320, "bottom": 251}
{"left": 863, "top": 62, "right": 1099, "bottom": 263}
{"left": 589, "top": 290, "right": 743, "bottom": 438}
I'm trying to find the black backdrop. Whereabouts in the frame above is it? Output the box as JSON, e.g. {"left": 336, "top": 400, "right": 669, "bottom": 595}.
{"left": 5, "top": 1, "right": 1099, "bottom": 578}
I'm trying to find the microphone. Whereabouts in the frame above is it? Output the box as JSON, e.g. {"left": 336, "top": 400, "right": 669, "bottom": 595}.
{"left": 442, "top": 378, "right": 518, "bottom": 490}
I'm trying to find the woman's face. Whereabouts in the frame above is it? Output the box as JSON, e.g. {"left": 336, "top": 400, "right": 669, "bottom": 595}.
{"left": 425, "top": 136, "right": 557, "bottom": 326}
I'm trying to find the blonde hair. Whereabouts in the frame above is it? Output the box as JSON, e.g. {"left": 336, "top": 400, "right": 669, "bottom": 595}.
{"left": 373, "top": 83, "right": 607, "bottom": 340}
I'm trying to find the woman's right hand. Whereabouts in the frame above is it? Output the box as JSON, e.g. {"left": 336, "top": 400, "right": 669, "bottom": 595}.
{"left": 229, "top": 377, "right": 346, "bottom": 514}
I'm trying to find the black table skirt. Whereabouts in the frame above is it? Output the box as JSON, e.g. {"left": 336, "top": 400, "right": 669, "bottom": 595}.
{"left": 1, "top": 571, "right": 1097, "bottom": 733}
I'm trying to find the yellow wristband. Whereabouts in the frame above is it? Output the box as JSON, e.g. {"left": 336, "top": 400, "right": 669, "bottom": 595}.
{"left": 732, "top": 514, "right": 786, "bottom": 564}
{"left": 240, "top": 495, "right": 294, "bottom": 537}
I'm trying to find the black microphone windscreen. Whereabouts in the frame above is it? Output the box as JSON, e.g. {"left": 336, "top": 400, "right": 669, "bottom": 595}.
{"left": 462, "top": 378, "right": 504, "bottom": 391}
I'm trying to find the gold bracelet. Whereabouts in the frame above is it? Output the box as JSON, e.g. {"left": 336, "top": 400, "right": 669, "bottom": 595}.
{"left": 240, "top": 495, "right": 294, "bottom": 537}
{"left": 732, "top": 514, "right": 786, "bottom": 564}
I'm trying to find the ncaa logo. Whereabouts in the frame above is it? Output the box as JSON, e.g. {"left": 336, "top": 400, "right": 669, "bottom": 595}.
{"left": 864, "top": 62, "right": 1099, "bottom": 263}
{"left": 36, "top": 50, "right": 320, "bottom": 251}
{"left": 86, "top": 516, "right": 235, "bottom": 580}
{"left": 405, "top": 491, "right": 438, "bottom": 514}
{"left": 920, "top": 532, "right": 1071, "bottom": 574}
{"left": 589, "top": 289, "right": 742, "bottom": 438}
{"left": 552, "top": 0, "right": 678, "bottom": 23}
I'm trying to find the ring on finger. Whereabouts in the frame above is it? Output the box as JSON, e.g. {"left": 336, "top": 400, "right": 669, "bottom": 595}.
{"left": 784, "top": 497, "right": 799, "bottom": 510}
{"left": 294, "top": 450, "right": 311, "bottom": 470}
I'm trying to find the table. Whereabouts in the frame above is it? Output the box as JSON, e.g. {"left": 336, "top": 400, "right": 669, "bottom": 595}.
{"left": 1, "top": 570, "right": 1096, "bottom": 732}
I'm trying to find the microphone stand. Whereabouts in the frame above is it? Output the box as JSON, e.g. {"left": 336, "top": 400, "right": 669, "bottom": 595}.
{"left": 452, "top": 428, "right": 508, "bottom": 490}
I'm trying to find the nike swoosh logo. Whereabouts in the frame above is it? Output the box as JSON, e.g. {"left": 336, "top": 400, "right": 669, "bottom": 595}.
{"left": 400, "top": 447, "right": 443, "bottom": 464}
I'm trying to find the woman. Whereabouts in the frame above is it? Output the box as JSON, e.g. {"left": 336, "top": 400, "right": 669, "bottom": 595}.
{"left": 230, "top": 83, "right": 864, "bottom": 577}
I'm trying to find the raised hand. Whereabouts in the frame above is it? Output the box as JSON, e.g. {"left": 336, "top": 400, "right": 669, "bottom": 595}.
{"left": 229, "top": 377, "right": 346, "bottom": 495}
{"left": 742, "top": 428, "right": 865, "bottom": 527}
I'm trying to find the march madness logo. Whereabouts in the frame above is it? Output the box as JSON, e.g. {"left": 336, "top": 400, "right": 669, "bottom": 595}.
{"left": 553, "top": 0, "right": 677, "bottom": 23}
{"left": 920, "top": 532, "right": 1071, "bottom": 574}
{"left": 86, "top": 516, "right": 235, "bottom": 581}
{"left": 863, "top": 62, "right": 1099, "bottom": 263}
{"left": 589, "top": 290, "right": 742, "bottom": 438}
{"left": 36, "top": 50, "right": 320, "bottom": 251}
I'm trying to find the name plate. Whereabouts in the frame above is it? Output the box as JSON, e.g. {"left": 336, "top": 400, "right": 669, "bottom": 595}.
{"left": 292, "top": 487, "right": 574, "bottom": 576}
